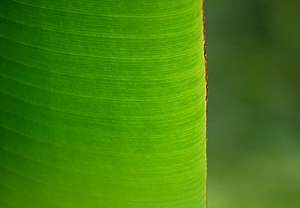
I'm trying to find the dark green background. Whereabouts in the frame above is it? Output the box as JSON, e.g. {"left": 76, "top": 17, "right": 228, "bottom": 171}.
{"left": 206, "top": 0, "right": 300, "bottom": 207}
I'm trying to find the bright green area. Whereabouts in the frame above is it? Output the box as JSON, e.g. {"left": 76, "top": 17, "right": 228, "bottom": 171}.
{"left": 207, "top": 0, "right": 300, "bottom": 207}
{"left": 0, "top": 0, "right": 206, "bottom": 208}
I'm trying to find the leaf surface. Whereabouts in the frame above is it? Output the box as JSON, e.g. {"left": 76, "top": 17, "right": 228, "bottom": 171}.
{"left": 0, "top": 0, "right": 207, "bottom": 207}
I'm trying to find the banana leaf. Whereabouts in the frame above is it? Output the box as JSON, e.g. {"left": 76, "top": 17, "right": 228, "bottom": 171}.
{"left": 0, "top": 0, "right": 207, "bottom": 207}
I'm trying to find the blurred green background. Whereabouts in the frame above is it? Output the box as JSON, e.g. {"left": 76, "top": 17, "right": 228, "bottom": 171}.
{"left": 206, "top": 0, "right": 300, "bottom": 207}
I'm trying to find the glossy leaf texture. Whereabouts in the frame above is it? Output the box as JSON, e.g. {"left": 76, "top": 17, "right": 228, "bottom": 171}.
{"left": 0, "top": 0, "right": 207, "bottom": 207}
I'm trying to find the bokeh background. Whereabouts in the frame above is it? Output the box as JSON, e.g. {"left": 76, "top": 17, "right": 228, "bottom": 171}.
{"left": 206, "top": 0, "right": 300, "bottom": 207}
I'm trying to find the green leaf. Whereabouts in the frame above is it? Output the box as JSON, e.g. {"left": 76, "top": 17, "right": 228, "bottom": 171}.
{"left": 0, "top": 0, "right": 207, "bottom": 207}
